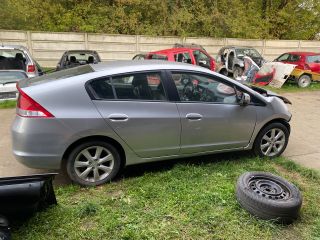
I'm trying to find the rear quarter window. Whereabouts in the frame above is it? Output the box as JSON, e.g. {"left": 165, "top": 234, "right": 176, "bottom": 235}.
{"left": 307, "top": 55, "right": 320, "bottom": 63}
{"left": 149, "top": 54, "right": 168, "bottom": 60}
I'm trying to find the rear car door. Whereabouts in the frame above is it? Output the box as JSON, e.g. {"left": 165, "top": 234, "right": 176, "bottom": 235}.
{"left": 306, "top": 55, "right": 320, "bottom": 74}
{"left": 90, "top": 71, "right": 181, "bottom": 158}
{"left": 168, "top": 71, "right": 257, "bottom": 154}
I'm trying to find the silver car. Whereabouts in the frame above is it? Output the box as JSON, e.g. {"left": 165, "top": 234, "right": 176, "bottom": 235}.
{"left": 0, "top": 45, "right": 43, "bottom": 78}
{"left": 12, "top": 61, "right": 291, "bottom": 186}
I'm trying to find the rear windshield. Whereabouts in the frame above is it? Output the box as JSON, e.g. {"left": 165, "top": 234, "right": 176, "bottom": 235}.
{"left": 149, "top": 54, "right": 168, "bottom": 60}
{"left": 25, "top": 65, "right": 94, "bottom": 86}
{"left": 307, "top": 55, "right": 320, "bottom": 63}
{"left": 0, "top": 71, "right": 27, "bottom": 84}
{"left": 235, "top": 48, "right": 261, "bottom": 58}
{"left": 0, "top": 49, "right": 27, "bottom": 71}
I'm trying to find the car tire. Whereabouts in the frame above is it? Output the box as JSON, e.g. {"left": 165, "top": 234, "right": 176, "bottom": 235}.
{"left": 253, "top": 122, "right": 289, "bottom": 158}
{"left": 66, "top": 141, "right": 121, "bottom": 186}
{"left": 297, "top": 75, "right": 311, "bottom": 88}
{"left": 233, "top": 66, "right": 243, "bottom": 79}
{"left": 236, "top": 171, "right": 302, "bottom": 223}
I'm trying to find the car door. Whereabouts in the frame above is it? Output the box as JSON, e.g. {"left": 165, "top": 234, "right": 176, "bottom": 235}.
{"left": 306, "top": 55, "right": 320, "bottom": 74}
{"left": 91, "top": 71, "right": 181, "bottom": 158}
{"left": 168, "top": 70, "right": 257, "bottom": 154}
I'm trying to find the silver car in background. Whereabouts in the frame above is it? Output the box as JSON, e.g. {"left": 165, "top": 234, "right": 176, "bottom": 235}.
{"left": 0, "top": 45, "right": 43, "bottom": 78}
{"left": 0, "top": 70, "right": 28, "bottom": 101}
{"left": 11, "top": 61, "right": 291, "bottom": 186}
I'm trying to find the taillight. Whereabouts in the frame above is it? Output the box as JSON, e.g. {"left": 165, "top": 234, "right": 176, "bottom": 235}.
{"left": 16, "top": 86, "right": 54, "bottom": 118}
{"left": 27, "top": 64, "right": 36, "bottom": 73}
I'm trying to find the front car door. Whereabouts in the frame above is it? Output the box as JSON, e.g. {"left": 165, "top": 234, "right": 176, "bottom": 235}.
{"left": 168, "top": 70, "right": 257, "bottom": 154}
{"left": 90, "top": 71, "right": 181, "bottom": 158}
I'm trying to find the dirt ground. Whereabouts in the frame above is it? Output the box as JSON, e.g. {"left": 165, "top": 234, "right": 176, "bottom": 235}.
{"left": 0, "top": 91, "right": 319, "bottom": 182}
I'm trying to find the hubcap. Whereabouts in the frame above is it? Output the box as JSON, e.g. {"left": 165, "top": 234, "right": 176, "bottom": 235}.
{"left": 248, "top": 176, "right": 290, "bottom": 200}
{"left": 300, "top": 77, "right": 310, "bottom": 87}
{"left": 260, "top": 128, "right": 286, "bottom": 157}
{"left": 74, "top": 146, "right": 114, "bottom": 183}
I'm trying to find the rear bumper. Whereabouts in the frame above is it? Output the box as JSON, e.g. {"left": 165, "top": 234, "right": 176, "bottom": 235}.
{"left": 11, "top": 116, "right": 75, "bottom": 170}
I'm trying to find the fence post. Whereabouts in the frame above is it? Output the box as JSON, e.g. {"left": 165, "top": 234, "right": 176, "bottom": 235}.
{"left": 84, "top": 32, "right": 88, "bottom": 50}
{"left": 26, "top": 31, "right": 33, "bottom": 55}
{"left": 135, "top": 35, "right": 139, "bottom": 54}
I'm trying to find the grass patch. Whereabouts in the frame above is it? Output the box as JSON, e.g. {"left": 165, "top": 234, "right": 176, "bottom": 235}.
{"left": 0, "top": 100, "right": 16, "bottom": 109}
{"left": 260, "top": 81, "right": 320, "bottom": 94}
{"left": 12, "top": 154, "right": 320, "bottom": 240}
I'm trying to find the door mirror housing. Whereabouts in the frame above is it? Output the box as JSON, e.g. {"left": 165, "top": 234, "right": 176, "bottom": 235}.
{"left": 238, "top": 92, "right": 251, "bottom": 106}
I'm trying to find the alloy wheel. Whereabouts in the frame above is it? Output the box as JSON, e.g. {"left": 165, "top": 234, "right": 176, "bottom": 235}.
{"left": 260, "top": 128, "right": 286, "bottom": 157}
{"left": 74, "top": 146, "right": 114, "bottom": 183}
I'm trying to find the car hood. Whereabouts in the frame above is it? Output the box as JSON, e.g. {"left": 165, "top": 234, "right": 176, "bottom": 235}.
{"left": 249, "top": 85, "right": 292, "bottom": 104}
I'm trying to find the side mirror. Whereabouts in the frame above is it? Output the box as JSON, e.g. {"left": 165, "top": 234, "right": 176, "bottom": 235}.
{"left": 239, "top": 92, "right": 251, "bottom": 106}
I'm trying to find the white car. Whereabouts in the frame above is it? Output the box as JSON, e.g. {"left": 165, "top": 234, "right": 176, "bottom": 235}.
{"left": 0, "top": 70, "right": 28, "bottom": 101}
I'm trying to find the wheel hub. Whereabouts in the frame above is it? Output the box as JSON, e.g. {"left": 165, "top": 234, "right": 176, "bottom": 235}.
{"left": 249, "top": 177, "right": 289, "bottom": 200}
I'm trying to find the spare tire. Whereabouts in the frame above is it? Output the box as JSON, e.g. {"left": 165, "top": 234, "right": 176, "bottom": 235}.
{"left": 236, "top": 172, "right": 302, "bottom": 223}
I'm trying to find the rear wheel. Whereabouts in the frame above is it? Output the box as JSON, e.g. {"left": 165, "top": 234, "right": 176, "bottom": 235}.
{"left": 253, "top": 122, "right": 289, "bottom": 158}
{"left": 297, "top": 74, "right": 311, "bottom": 88}
{"left": 66, "top": 141, "right": 121, "bottom": 186}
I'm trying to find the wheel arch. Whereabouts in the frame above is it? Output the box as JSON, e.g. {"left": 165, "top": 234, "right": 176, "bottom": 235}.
{"left": 61, "top": 135, "right": 126, "bottom": 169}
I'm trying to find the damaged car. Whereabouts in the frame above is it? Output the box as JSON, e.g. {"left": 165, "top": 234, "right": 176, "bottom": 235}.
{"left": 216, "top": 46, "right": 265, "bottom": 79}
{"left": 12, "top": 61, "right": 291, "bottom": 186}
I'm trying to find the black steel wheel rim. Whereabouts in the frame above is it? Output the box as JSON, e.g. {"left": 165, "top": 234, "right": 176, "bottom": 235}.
{"left": 248, "top": 176, "right": 290, "bottom": 200}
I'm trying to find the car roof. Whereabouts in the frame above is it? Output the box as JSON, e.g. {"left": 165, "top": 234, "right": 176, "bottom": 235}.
{"left": 64, "top": 50, "right": 97, "bottom": 54}
{"left": 91, "top": 60, "right": 211, "bottom": 72}
{"left": 286, "top": 52, "right": 319, "bottom": 56}
{"left": 148, "top": 47, "right": 203, "bottom": 55}
{"left": 0, "top": 45, "right": 28, "bottom": 50}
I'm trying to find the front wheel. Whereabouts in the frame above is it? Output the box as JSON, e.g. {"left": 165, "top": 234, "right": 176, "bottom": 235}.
{"left": 253, "top": 122, "right": 289, "bottom": 158}
{"left": 233, "top": 66, "right": 243, "bottom": 79}
{"left": 66, "top": 141, "right": 121, "bottom": 186}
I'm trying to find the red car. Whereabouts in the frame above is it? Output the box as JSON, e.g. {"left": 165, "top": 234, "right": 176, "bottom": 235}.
{"left": 274, "top": 52, "right": 320, "bottom": 87}
{"left": 146, "top": 47, "right": 215, "bottom": 71}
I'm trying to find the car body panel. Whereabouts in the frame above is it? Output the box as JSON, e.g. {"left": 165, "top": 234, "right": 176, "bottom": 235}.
{"left": 176, "top": 103, "right": 257, "bottom": 153}
{"left": 12, "top": 61, "right": 291, "bottom": 170}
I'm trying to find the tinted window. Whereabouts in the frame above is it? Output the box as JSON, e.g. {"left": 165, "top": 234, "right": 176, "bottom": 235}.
{"left": 307, "top": 55, "right": 320, "bottom": 63}
{"left": 174, "top": 52, "right": 191, "bottom": 64}
{"left": 171, "top": 72, "right": 242, "bottom": 104}
{"left": 149, "top": 54, "right": 168, "bottom": 60}
{"left": 288, "top": 54, "right": 300, "bottom": 62}
{"left": 90, "top": 78, "right": 114, "bottom": 99}
{"left": 193, "top": 50, "right": 210, "bottom": 68}
{"left": 112, "top": 72, "right": 167, "bottom": 101}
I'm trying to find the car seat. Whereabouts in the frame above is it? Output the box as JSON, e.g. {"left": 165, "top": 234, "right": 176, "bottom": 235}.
{"left": 132, "top": 74, "right": 153, "bottom": 100}
{"left": 88, "top": 56, "right": 94, "bottom": 64}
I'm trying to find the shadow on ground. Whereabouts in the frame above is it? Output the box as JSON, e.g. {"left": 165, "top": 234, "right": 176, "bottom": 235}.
{"left": 54, "top": 150, "right": 254, "bottom": 186}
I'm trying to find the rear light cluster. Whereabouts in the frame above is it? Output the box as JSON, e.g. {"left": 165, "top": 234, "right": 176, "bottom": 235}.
{"left": 27, "top": 64, "right": 36, "bottom": 73}
{"left": 16, "top": 86, "right": 54, "bottom": 118}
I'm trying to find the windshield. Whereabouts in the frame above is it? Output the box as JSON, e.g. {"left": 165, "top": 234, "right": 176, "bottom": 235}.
{"left": 235, "top": 48, "right": 261, "bottom": 58}
{"left": 67, "top": 53, "right": 98, "bottom": 63}
{"left": 0, "top": 71, "right": 27, "bottom": 84}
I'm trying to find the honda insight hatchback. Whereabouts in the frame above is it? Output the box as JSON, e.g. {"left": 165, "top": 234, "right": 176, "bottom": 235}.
{"left": 12, "top": 61, "right": 291, "bottom": 186}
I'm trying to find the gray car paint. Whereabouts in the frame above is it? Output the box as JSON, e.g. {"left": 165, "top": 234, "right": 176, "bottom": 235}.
{"left": 11, "top": 60, "right": 291, "bottom": 170}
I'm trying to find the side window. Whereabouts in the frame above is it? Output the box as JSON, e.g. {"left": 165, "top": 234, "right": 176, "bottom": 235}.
{"left": 193, "top": 50, "right": 211, "bottom": 69}
{"left": 112, "top": 72, "right": 167, "bottom": 101}
{"left": 307, "top": 55, "right": 320, "bottom": 63}
{"left": 171, "top": 72, "right": 242, "bottom": 104}
{"left": 174, "top": 52, "right": 192, "bottom": 64}
{"left": 90, "top": 77, "right": 115, "bottom": 99}
{"left": 277, "top": 53, "right": 289, "bottom": 61}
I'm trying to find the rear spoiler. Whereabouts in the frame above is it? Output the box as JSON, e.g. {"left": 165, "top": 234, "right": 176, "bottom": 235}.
{"left": 250, "top": 85, "right": 292, "bottom": 104}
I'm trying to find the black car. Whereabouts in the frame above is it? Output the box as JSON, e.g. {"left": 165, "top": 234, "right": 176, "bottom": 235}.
{"left": 56, "top": 50, "right": 101, "bottom": 71}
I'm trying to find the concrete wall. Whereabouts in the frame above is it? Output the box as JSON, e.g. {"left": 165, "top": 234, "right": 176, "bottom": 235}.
{"left": 0, "top": 30, "right": 319, "bottom": 67}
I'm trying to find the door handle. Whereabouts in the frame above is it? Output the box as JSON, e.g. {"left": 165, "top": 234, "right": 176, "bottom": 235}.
{"left": 186, "top": 113, "right": 203, "bottom": 120}
{"left": 108, "top": 114, "right": 129, "bottom": 121}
